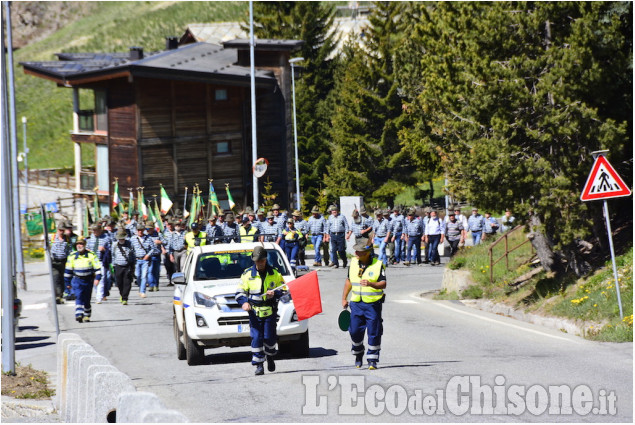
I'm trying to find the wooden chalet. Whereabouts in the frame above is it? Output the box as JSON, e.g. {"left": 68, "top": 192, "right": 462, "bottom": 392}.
{"left": 20, "top": 37, "right": 304, "bottom": 222}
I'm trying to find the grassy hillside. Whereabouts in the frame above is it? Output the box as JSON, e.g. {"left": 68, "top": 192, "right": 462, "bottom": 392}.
{"left": 13, "top": 1, "right": 246, "bottom": 170}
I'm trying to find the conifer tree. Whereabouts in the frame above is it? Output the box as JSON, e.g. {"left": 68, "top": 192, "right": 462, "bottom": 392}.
{"left": 396, "top": 2, "right": 632, "bottom": 274}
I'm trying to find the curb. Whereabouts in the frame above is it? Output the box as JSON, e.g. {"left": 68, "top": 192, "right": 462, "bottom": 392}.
{"left": 460, "top": 298, "right": 595, "bottom": 337}
{"left": 57, "top": 333, "right": 189, "bottom": 423}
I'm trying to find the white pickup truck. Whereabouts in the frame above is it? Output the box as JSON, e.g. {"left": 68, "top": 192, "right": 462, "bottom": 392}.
{"left": 172, "top": 242, "right": 310, "bottom": 365}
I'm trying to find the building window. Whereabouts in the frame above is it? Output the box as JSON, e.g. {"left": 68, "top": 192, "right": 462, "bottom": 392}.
{"left": 215, "top": 141, "right": 231, "bottom": 155}
{"left": 215, "top": 89, "right": 228, "bottom": 101}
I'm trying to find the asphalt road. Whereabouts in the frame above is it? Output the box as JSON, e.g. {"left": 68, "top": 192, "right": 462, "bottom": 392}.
{"left": 56, "top": 260, "right": 633, "bottom": 423}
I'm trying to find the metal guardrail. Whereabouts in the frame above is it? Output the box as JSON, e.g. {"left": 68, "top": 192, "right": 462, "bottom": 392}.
{"left": 488, "top": 225, "right": 534, "bottom": 283}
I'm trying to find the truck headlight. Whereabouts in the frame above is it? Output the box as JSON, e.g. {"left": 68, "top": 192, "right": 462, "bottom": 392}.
{"left": 193, "top": 292, "right": 216, "bottom": 308}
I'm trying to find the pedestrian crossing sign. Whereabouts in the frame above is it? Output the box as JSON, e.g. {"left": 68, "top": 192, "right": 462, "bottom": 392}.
{"left": 580, "top": 155, "right": 631, "bottom": 201}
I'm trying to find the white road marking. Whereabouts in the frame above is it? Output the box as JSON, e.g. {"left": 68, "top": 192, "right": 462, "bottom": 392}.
{"left": 22, "top": 303, "right": 48, "bottom": 310}
{"left": 393, "top": 300, "right": 418, "bottom": 304}
{"left": 415, "top": 295, "right": 581, "bottom": 344}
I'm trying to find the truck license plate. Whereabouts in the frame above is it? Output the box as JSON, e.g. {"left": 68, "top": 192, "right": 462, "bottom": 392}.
{"left": 238, "top": 324, "right": 250, "bottom": 333}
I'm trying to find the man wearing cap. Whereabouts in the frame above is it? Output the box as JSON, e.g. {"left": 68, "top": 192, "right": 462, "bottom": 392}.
{"left": 205, "top": 215, "right": 222, "bottom": 244}
{"left": 271, "top": 204, "right": 287, "bottom": 230}
{"left": 282, "top": 218, "right": 303, "bottom": 269}
{"left": 50, "top": 221, "right": 77, "bottom": 303}
{"left": 145, "top": 222, "right": 165, "bottom": 292}
{"left": 112, "top": 230, "right": 135, "bottom": 304}
{"left": 372, "top": 210, "right": 390, "bottom": 266}
{"left": 445, "top": 212, "right": 465, "bottom": 257}
{"left": 404, "top": 207, "right": 424, "bottom": 266}
{"left": 235, "top": 246, "right": 287, "bottom": 375}
{"left": 382, "top": 210, "right": 395, "bottom": 265}
{"left": 161, "top": 220, "right": 178, "bottom": 284}
{"left": 64, "top": 238, "right": 102, "bottom": 322}
{"left": 131, "top": 224, "right": 154, "bottom": 298}
{"left": 359, "top": 207, "right": 374, "bottom": 240}
{"left": 421, "top": 207, "right": 432, "bottom": 264}
{"left": 341, "top": 238, "right": 386, "bottom": 370}
{"left": 325, "top": 205, "right": 349, "bottom": 269}
{"left": 447, "top": 206, "right": 469, "bottom": 231}
{"left": 260, "top": 212, "right": 282, "bottom": 244}
{"left": 467, "top": 207, "right": 486, "bottom": 245}
{"left": 424, "top": 210, "right": 445, "bottom": 265}
{"left": 252, "top": 208, "right": 267, "bottom": 235}
{"left": 220, "top": 212, "right": 241, "bottom": 243}
{"left": 389, "top": 207, "right": 406, "bottom": 265}
{"left": 185, "top": 222, "right": 208, "bottom": 251}
{"left": 500, "top": 209, "right": 515, "bottom": 233}
{"left": 87, "top": 224, "right": 112, "bottom": 304}
{"left": 347, "top": 209, "right": 364, "bottom": 242}
{"left": 240, "top": 216, "right": 260, "bottom": 243}
{"left": 169, "top": 221, "right": 187, "bottom": 273}
{"left": 483, "top": 212, "right": 499, "bottom": 241}
{"left": 292, "top": 210, "right": 309, "bottom": 266}
{"left": 307, "top": 206, "right": 327, "bottom": 267}
{"left": 125, "top": 211, "right": 139, "bottom": 237}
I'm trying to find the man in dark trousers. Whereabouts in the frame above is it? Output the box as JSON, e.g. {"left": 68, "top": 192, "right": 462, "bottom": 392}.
{"left": 111, "top": 230, "right": 135, "bottom": 305}
{"left": 235, "top": 246, "right": 287, "bottom": 375}
{"left": 341, "top": 238, "right": 387, "bottom": 370}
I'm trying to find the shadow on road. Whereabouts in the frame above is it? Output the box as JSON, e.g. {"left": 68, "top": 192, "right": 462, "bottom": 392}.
{"left": 16, "top": 341, "right": 56, "bottom": 350}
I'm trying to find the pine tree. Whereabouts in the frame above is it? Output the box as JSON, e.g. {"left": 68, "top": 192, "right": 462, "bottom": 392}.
{"left": 326, "top": 2, "right": 416, "bottom": 206}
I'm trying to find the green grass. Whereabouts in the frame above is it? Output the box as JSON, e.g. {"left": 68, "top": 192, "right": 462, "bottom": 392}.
{"left": 548, "top": 247, "right": 633, "bottom": 342}
{"left": 447, "top": 236, "right": 633, "bottom": 342}
{"left": 13, "top": 1, "right": 246, "bottom": 170}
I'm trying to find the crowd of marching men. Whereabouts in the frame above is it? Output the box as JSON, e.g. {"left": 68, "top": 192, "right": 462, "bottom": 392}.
{"left": 50, "top": 201, "right": 516, "bottom": 318}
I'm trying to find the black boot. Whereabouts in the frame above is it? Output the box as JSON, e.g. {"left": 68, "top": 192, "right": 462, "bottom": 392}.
{"left": 267, "top": 356, "right": 276, "bottom": 372}
{"left": 255, "top": 364, "right": 264, "bottom": 375}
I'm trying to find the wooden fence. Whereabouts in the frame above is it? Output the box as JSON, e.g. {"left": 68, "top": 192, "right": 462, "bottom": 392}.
{"left": 488, "top": 225, "right": 534, "bottom": 283}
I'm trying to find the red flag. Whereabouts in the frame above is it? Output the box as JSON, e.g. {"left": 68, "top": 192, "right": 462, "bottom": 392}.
{"left": 286, "top": 270, "right": 322, "bottom": 321}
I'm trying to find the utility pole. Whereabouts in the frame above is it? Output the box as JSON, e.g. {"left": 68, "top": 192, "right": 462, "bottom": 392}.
{"left": 22, "top": 116, "right": 28, "bottom": 209}
{"left": 249, "top": 0, "right": 258, "bottom": 211}
{"left": 2, "top": 1, "right": 17, "bottom": 373}
{"left": 5, "top": 1, "right": 26, "bottom": 290}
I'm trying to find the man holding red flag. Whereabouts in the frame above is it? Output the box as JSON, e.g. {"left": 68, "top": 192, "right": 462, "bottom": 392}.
{"left": 341, "top": 238, "right": 387, "bottom": 370}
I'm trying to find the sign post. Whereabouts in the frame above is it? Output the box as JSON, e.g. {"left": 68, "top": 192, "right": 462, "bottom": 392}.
{"left": 580, "top": 151, "right": 631, "bottom": 319}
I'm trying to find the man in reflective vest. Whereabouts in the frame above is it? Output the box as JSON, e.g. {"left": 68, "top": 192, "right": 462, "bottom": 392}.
{"left": 235, "top": 246, "right": 287, "bottom": 375}
{"left": 239, "top": 216, "right": 259, "bottom": 243}
{"left": 185, "top": 222, "right": 207, "bottom": 252}
{"left": 64, "top": 238, "right": 102, "bottom": 323}
{"left": 341, "top": 237, "right": 386, "bottom": 370}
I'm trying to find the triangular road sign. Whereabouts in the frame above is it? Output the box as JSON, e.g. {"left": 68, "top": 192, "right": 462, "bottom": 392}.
{"left": 581, "top": 155, "right": 631, "bottom": 201}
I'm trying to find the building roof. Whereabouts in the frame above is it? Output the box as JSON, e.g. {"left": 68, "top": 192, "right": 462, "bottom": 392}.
{"left": 179, "top": 22, "right": 247, "bottom": 45}
{"left": 221, "top": 39, "right": 304, "bottom": 51}
{"left": 20, "top": 42, "right": 278, "bottom": 87}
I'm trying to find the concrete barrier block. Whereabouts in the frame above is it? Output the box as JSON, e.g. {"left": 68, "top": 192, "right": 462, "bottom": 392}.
{"left": 90, "top": 371, "right": 136, "bottom": 423}
{"left": 56, "top": 333, "right": 82, "bottom": 410}
{"left": 117, "top": 392, "right": 189, "bottom": 423}
{"left": 85, "top": 365, "right": 119, "bottom": 422}
{"left": 77, "top": 355, "right": 111, "bottom": 423}
{"left": 64, "top": 342, "right": 94, "bottom": 422}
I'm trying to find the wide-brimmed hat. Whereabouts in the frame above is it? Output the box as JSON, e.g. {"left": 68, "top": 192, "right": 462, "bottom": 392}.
{"left": 75, "top": 237, "right": 86, "bottom": 246}
{"left": 353, "top": 238, "right": 373, "bottom": 252}
{"left": 252, "top": 246, "right": 267, "bottom": 261}
{"left": 272, "top": 204, "right": 281, "bottom": 210}
{"left": 266, "top": 212, "right": 275, "bottom": 219}
{"left": 116, "top": 230, "right": 127, "bottom": 240}
{"left": 292, "top": 210, "right": 301, "bottom": 217}
{"left": 311, "top": 205, "right": 320, "bottom": 214}
{"left": 136, "top": 224, "right": 145, "bottom": 230}
{"left": 359, "top": 206, "right": 367, "bottom": 214}
{"left": 328, "top": 205, "right": 338, "bottom": 212}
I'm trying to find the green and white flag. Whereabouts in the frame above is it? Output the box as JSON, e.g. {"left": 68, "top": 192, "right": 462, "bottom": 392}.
{"left": 138, "top": 189, "right": 148, "bottom": 220}
{"left": 154, "top": 198, "right": 164, "bottom": 232}
{"left": 225, "top": 183, "right": 235, "bottom": 210}
{"left": 112, "top": 180, "right": 122, "bottom": 215}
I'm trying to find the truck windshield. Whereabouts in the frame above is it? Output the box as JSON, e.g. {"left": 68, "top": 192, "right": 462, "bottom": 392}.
{"left": 194, "top": 249, "right": 289, "bottom": 281}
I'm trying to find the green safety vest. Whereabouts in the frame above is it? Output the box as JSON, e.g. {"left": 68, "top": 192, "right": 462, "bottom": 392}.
{"left": 240, "top": 226, "right": 258, "bottom": 243}
{"left": 348, "top": 257, "right": 385, "bottom": 303}
{"left": 237, "top": 265, "right": 285, "bottom": 318}
{"left": 185, "top": 231, "right": 207, "bottom": 252}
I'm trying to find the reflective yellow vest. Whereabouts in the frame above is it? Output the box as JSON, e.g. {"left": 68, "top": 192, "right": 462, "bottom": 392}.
{"left": 185, "top": 231, "right": 207, "bottom": 252}
{"left": 64, "top": 250, "right": 102, "bottom": 280}
{"left": 240, "top": 225, "right": 258, "bottom": 243}
{"left": 236, "top": 265, "right": 285, "bottom": 318}
{"left": 283, "top": 228, "right": 302, "bottom": 241}
{"left": 348, "top": 257, "right": 384, "bottom": 303}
